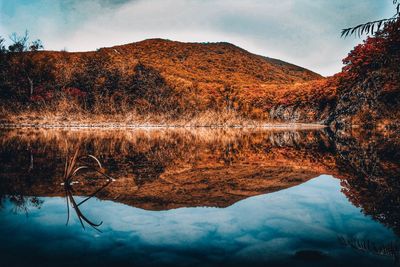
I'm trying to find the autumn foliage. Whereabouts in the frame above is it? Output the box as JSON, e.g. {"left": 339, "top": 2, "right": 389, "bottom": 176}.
{"left": 0, "top": 38, "right": 332, "bottom": 124}
{"left": 332, "top": 18, "right": 400, "bottom": 127}
{"left": 1, "top": 20, "right": 398, "bottom": 126}
{"left": 338, "top": 19, "right": 400, "bottom": 87}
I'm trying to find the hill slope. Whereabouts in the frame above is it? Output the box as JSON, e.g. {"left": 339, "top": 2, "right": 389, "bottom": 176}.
{"left": 1, "top": 39, "right": 335, "bottom": 125}
{"left": 105, "top": 39, "right": 322, "bottom": 84}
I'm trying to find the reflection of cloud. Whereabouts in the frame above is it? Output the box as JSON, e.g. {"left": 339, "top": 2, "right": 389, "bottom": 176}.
{"left": 0, "top": 175, "right": 396, "bottom": 266}
{"left": 0, "top": 0, "right": 394, "bottom": 75}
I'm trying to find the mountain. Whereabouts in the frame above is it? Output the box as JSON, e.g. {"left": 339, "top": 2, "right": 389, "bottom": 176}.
{"left": 1, "top": 22, "right": 399, "bottom": 128}
{"left": 101, "top": 39, "right": 322, "bottom": 84}
{"left": 0, "top": 38, "right": 335, "bottom": 125}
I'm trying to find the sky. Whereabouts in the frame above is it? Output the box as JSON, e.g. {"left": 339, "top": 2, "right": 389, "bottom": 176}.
{"left": 0, "top": 0, "right": 395, "bottom": 76}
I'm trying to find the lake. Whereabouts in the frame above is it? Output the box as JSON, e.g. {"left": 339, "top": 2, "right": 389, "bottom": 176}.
{"left": 0, "top": 127, "right": 399, "bottom": 267}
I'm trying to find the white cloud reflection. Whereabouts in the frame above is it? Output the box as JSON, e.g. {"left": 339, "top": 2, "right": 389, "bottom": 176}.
{"left": 0, "top": 175, "right": 396, "bottom": 266}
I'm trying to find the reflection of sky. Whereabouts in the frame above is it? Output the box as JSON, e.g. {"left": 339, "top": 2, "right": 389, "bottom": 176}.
{"left": 0, "top": 175, "right": 397, "bottom": 267}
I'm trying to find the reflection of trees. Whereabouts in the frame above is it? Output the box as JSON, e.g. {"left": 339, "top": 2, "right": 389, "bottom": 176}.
{"left": 338, "top": 236, "right": 400, "bottom": 264}
{"left": 129, "top": 153, "right": 165, "bottom": 186}
{"left": 336, "top": 130, "right": 400, "bottom": 236}
{"left": 220, "top": 142, "right": 240, "bottom": 165}
{"left": 0, "top": 145, "right": 114, "bottom": 231}
{"left": 0, "top": 145, "right": 47, "bottom": 213}
{"left": 341, "top": 175, "right": 400, "bottom": 236}
{"left": 0, "top": 195, "right": 43, "bottom": 215}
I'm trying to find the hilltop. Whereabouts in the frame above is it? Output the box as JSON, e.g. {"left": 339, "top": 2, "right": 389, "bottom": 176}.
{"left": 102, "top": 39, "right": 322, "bottom": 84}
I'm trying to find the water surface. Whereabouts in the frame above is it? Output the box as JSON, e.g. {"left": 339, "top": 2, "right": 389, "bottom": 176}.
{"left": 0, "top": 128, "right": 399, "bottom": 266}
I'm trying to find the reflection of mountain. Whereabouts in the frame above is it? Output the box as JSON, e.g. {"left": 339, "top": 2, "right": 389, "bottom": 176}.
{"left": 0, "top": 129, "right": 332, "bottom": 210}
{"left": 0, "top": 128, "right": 399, "bottom": 233}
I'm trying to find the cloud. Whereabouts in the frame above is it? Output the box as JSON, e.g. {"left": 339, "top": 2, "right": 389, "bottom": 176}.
{"left": 0, "top": 175, "right": 396, "bottom": 266}
{"left": 0, "top": 0, "right": 395, "bottom": 75}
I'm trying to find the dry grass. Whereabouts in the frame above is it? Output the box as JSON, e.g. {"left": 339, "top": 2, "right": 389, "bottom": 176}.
{"left": 0, "top": 109, "right": 328, "bottom": 128}
{"left": 0, "top": 97, "right": 266, "bottom": 127}
{"left": 0, "top": 94, "right": 330, "bottom": 128}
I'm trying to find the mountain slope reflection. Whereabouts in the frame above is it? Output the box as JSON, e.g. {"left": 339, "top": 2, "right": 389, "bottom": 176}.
{"left": 0, "top": 128, "right": 399, "bottom": 235}
{"left": 0, "top": 129, "right": 334, "bottom": 209}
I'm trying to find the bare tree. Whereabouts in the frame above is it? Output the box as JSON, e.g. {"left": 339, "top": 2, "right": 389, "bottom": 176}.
{"left": 0, "top": 36, "right": 6, "bottom": 54}
{"left": 7, "top": 31, "right": 46, "bottom": 97}
{"left": 8, "top": 31, "right": 29, "bottom": 52}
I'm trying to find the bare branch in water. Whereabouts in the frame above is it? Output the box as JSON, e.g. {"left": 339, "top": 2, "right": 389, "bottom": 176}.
{"left": 62, "top": 149, "right": 115, "bottom": 232}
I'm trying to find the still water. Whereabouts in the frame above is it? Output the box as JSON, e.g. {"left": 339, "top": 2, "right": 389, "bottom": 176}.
{"left": 0, "top": 128, "right": 399, "bottom": 267}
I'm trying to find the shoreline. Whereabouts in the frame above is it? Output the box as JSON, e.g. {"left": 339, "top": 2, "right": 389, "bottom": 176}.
{"left": 0, "top": 122, "right": 327, "bottom": 130}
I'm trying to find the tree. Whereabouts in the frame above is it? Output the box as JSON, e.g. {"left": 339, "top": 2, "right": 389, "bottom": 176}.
{"left": 334, "top": 16, "right": 400, "bottom": 126}
{"left": 340, "top": 19, "right": 400, "bottom": 84}
{"left": 0, "top": 36, "right": 9, "bottom": 99}
{"left": 8, "top": 30, "right": 43, "bottom": 53}
{"left": 6, "top": 31, "right": 46, "bottom": 98}
{"left": 29, "top": 39, "right": 44, "bottom": 52}
{"left": 8, "top": 31, "right": 29, "bottom": 52}
{"left": 0, "top": 36, "right": 6, "bottom": 54}
{"left": 342, "top": 0, "right": 400, "bottom": 37}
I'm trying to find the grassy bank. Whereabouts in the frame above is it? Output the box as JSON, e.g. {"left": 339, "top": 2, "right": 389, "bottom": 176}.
{"left": 0, "top": 97, "right": 328, "bottom": 128}
{"left": 0, "top": 111, "right": 326, "bottom": 129}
